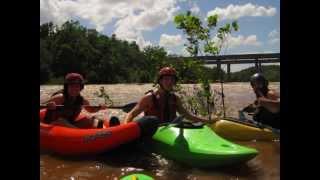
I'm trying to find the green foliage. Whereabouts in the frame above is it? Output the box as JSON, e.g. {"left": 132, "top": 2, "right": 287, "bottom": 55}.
{"left": 40, "top": 20, "right": 242, "bottom": 86}
{"left": 173, "top": 11, "right": 239, "bottom": 119}
{"left": 230, "top": 65, "right": 280, "bottom": 82}
{"left": 174, "top": 11, "right": 204, "bottom": 57}
{"left": 232, "top": 21, "right": 239, "bottom": 31}
{"left": 40, "top": 39, "right": 53, "bottom": 84}
{"left": 177, "top": 85, "right": 210, "bottom": 116}
{"left": 40, "top": 20, "right": 158, "bottom": 84}
{"left": 47, "top": 76, "right": 64, "bottom": 84}
{"left": 174, "top": 12, "right": 238, "bottom": 57}
{"left": 40, "top": 63, "right": 50, "bottom": 84}
{"left": 93, "top": 86, "right": 113, "bottom": 106}
{"left": 207, "top": 15, "right": 218, "bottom": 28}
{"left": 40, "top": 20, "right": 278, "bottom": 87}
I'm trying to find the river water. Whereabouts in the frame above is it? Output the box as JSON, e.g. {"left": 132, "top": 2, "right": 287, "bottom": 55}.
{"left": 40, "top": 83, "right": 280, "bottom": 180}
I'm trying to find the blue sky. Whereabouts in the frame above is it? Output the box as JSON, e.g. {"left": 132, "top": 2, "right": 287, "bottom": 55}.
{"left": 40, "top": 0, "right": 279, "bottom": 72}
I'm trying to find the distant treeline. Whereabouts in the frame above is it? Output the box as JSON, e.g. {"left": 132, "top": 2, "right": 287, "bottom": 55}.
{"left": 40, "top": 20, "right": 279, "bottom": 84}
{"left": 229, "top": 65, "right": 280, "bottom": 82}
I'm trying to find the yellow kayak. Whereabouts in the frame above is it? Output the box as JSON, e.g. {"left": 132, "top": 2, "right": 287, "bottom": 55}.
{"left": 210, "top": 118, "right": 279, "bottom": 141}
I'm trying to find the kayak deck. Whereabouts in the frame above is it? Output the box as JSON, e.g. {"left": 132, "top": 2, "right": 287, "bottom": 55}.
{"left": 120, "top": 173, "right": 154, "bottom": 180}
{"left": 152, "top": 124, "right": 258, "bottom": 167}
{"left": 211, "top": 119, "right": 279, "bottom": 141}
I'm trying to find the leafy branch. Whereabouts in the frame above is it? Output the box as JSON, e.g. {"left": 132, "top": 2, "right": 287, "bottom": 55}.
{"left": 93, "top": 86, "right": 113, "bottom": 106}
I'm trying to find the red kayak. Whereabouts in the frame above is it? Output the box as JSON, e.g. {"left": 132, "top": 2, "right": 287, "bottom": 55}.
{"left": 40, "top": 109, "right": 158, "bottom": 155}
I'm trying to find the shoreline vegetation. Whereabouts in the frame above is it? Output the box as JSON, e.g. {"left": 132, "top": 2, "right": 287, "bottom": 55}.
{"left": 42, "top": 64, "right": 280, "bottom": 85}
{"left": 40, "top": 20, "right": 279, "bottom": 85}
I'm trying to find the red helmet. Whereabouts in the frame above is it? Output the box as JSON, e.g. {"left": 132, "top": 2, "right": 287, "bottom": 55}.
{"left": 64, "top": 73, "right": 84, "bottom": 89}
{"left": 65, "top": 73, "right": 84, "bottom": 85}
{"left": 159, "top": 67, "right": 177, "bottom": 77}
{"left": 157, "top": 67, "right": 178, "bottom": 83}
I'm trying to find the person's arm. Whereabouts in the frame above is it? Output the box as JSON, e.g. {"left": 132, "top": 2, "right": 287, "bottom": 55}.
{"left": 257, "top": 89, "right": 280, "bottom": 113}
{"left": 44, "top": 95, "right": 64, "bottom": 110}
{"left": 176, "top": 96, "right": 218, "bottom": 123}
{"left": 242, "top": 103, "right": 257, "bottom": 113}
{"left": 42, "top": 95, "right": 63, "bottom": 123}
{"left": 124, "top": 95, "right": 150, "bottom": 123}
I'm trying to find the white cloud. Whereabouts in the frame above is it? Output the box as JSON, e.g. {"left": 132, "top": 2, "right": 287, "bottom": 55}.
{"left": 40, "top": 0, "right": 179, "bottom": 48}
{"left": 166, "top": 50, "right": 173, "bottom": 55}
{"left": 207, "top": 3, "right": 276, "bottom": 20}
{"left": 190, "top": 2, "right": 200, "bottom": 15}
{"left": 159, "top": 34, "right": 183, "bottom": 47}
{"left": 268, "top": 29, "right": 279, "bottom": 38}
{"left": 40, "top": 0, "right": 69, "bottom": 25}
{"left": 174, "top": 34, "right": 261, "bottom": 56}
{"left": 214, "top": 34, "right": 261, "bottom": 48}
{"left": 268, "top": 29, "right": 280, "bottom": 44}
{"left": 269, "top": 38, "right": 279, "bottom": 44}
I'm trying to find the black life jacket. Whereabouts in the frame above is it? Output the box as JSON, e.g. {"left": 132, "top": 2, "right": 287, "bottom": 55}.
{"left": 253, "top": 106, "right": 280, "bottom": 129}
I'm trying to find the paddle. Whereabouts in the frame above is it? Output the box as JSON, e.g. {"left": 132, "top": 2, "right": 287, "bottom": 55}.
{"left": 158, "top": 115, "right": 185, "bottom": 131}
{"left": 40, "top": 102, "right": 138, "bottom": 113}
{"left": 216, "top": 80, "right": 226, "bottom": 118}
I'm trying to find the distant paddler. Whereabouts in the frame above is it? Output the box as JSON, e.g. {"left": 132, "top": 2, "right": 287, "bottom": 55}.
{"left": 241, "top": 73, "right": 280, "bottom": 129}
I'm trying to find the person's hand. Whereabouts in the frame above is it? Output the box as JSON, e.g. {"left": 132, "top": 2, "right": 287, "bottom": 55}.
{"left": 47, "top": 102, "right": 56, "bottom": 110}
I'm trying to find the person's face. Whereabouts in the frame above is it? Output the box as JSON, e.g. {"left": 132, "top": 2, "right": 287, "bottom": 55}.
{"left": 67, "top": 83, "right": 81, "bottom": 97}
{"left": 159, "top": 76, "right": 176, "bottom": 91}
{"left": 251, "top": 81, "right": 263, "bottom": 92}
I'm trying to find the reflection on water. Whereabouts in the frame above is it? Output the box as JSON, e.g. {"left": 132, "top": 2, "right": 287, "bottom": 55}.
{"left": 40, "top": 83, "right": 280, "bottom": 180}
{"left": 40, "top": 141, "right": 279, "bottom": 180}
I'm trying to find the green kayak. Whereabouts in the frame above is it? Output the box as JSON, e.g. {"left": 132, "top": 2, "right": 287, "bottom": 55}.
{"left": 151, "top": 122, "right": 258, "bottom": 168}
{"left": 120, "top": 173, "right": 154, "bottom": 180}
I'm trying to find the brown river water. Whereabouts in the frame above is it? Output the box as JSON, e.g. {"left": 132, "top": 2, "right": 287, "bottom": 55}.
{"left": 40, "top": 83, "right": 280, "bottom": 180}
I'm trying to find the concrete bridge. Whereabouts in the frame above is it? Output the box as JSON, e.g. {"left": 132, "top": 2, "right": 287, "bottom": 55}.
{"left": 171, "top": 53, "right": 280, "bottom": 80}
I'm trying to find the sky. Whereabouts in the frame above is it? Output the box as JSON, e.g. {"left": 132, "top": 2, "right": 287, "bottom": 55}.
{"left": 40, "top": 0, "right": 280, "bottom": 72}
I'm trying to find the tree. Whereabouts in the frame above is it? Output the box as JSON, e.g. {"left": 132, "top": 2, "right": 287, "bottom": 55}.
{"left": 174, "top": 11, "right": 239, "bottom": 118}
{"left": 174, "top": 11, "right": 238, "bottom": 57}
{"left": 40, "top": 39, "right": 53, "bottom": 84}
{"left": 40, "top": 19, "right": 236, "bottom": 85}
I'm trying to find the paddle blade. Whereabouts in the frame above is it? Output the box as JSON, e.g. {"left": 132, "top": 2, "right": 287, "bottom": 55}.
{"left": 107, "top": 102, "right": 137, "bottom": 112}
{"left": 121, "top": 102, "right": 138, "bottom": 113}
{"left": 159, "top": 115, "right": 185, "bottom": 131}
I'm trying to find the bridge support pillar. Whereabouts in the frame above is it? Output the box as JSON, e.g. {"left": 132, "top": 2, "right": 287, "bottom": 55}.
{"left": 258, "top": 62, "right": 262, "bottom": 73}
{"left": 255, "top": 59, "right": 259, "bottom": 72}
{"left": 217, "top": 61, "right": 223, "bottom": 82}
{"left": 227, "top": 63, "right": 231, "bottom": 81}
{"left": 217, "top": 62, "right": 221, "bottom": 72}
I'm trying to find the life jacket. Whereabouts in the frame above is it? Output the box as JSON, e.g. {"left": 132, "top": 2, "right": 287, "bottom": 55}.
{"left": 44, "top": 95, "right": 84, "bottom": 124}
{"left": 144, "top": 90, "right": 177, "bottom": 123}
{"left": 253, "top": 106, "right": 280, "bottom": 129}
